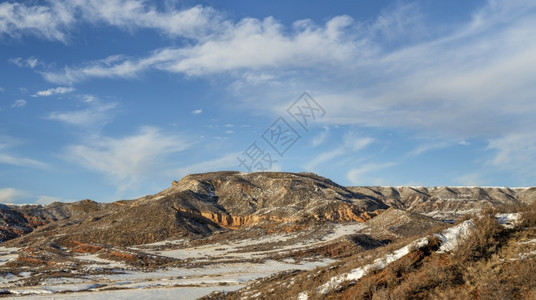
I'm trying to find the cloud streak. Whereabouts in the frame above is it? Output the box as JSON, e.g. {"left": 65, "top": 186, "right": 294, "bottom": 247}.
{"left": 4, "top": 0, "right": 536, "bottom": 182}
{"left": 0, "top": 136, "right": 48, "bottom": 169}
{"left": 64, "top": 126, "right": 192, "bottom": 192}
{"left": 0, "top": 188, "right": 22, "bottom": 203}
{"left": 10, "top": 99, "right": 26, "bottom": 108}
{"left": 41, "top": 14, "right": 362, "bottom": 83}
{"left": 46, "top": 101, "right": 116, "bottom": 128}
{"left": 0, "top": 0, "right": 218, "bottom": 42}
{"left": 34, "top": 86, "right": 75, "bottom": 97}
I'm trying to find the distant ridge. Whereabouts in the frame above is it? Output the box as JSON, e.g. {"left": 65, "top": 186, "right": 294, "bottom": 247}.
{"left": 0, "top": 171, "right": 534, "bottom": 246}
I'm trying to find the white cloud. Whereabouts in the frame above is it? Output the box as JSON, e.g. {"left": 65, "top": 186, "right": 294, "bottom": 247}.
{"left": 311, "top": 127, "right": 329, "bottom": 147}
{"left": 10, "top": 99, "right": 26, "bottom": 108}
{"left": 46, "top": 102, "right": 116, "bottom": 127}
{"left": 192, "top": 109, "right": 202, "bottom": 115}
{"left": 168, "top": 152, "right": 240, "bottom": 179}
{"left": 0, "top": 188, "right": 22, "bottom": 203}
{"left": 0, "top": 189, "right": 65, "bottom": 205}
{"left": 347, "top": 162, "right": 395, "bottom": 185}
{"left": 65, "top": 126, "right": 192, "bottom": 192}
{"left": 0, "top": 153, "right": 48, "bottom": 169}
{"left": 6, "top": 0, "right": 536, "bottom": 180}
{"left": 456, "top": 173, "right": 485, "bottom": 186}
{"left": 82, "top": 95, "right": 96, "bottom": 102}
{"left": 347, "top": 136, "right": 374, "bottom": 151}
{"left": 305, "top": 147, "right": 346, "bottom": 171}
{"left": 41, "top": 14, "right": 362, "bottom": 83}
{"left": 34, "top": 86, "right": 75, "bottom": 97}
{"left": 316, "top": 2, "right": 536, "bottom": 138}
{"left": 408, "top": 140, "right": 451, "bottom": 157}
{"left": 0, "top": 136, "right": 48, "bottom": 169}
{"left": 36, "top": 195, "right": 62, "bottom": 205}
{"left": 9, "top": 57, "right": 40, "bottom": 68}
{"left": 487, "top": 131, "right": 536, "bottom": 175}
{"left": 0, "top": 1, "right": 74, "bottom": 42}
{"left": 68, "top": 0, "right": 218, "bottom": 39}
{"left": 0, "top": 1, "right": 217, "bottom": 42}
{"left": 305, "top": 135, "right": 373, "bottom": 171}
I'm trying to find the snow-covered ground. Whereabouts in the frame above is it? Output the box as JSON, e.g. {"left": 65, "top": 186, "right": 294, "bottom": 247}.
{"left": 303, "top": 213, "right": 525, "bottom": 298}
{"left": 9, "top": 286, "right": 241, "bottom": 300}
{"left": 313, "top": 238, "right": 429, "bottom": 296}
{"left": 436, "top": 220, "right": 475, "bottom": 253}
{"left": 0, "top": 247, "right": 18, "bottom": 267}
{"left": 496, "top": 213, "right": 521, "bottom": 229}
{"left": 0, "top": 222, "right": 368, "bottom": 299}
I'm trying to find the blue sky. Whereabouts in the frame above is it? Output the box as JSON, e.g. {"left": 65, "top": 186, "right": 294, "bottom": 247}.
{"left": 1, "top": 0, "right": 535, "bottom": 204}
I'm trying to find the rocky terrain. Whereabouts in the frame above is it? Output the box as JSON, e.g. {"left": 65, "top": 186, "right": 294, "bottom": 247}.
{"left": 0, "top": 171, "right": 534, "bottom": 299}
{"left": 350, "top": 186, "right": 536, "bottom": 220}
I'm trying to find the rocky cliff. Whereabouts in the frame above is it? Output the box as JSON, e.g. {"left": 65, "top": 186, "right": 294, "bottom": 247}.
{"left": 348, "top": 186, "right": 536, "bottom": 219}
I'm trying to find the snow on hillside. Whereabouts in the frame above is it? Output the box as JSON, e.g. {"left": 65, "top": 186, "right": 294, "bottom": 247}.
{"left": 496, "top": 213, "right": 521, "bottom": 229}
{"left": 313, "top": 238, "right": 429, "bottom": 296}
{"left": 436, "top": 220, "right": 475, "bottom": 253}
{"left": 309, "top": 213, "right": 524, "bottom": 298}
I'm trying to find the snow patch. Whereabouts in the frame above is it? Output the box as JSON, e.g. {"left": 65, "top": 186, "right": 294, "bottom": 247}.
{"left": 435, "top": 220, "right": 475, "bottom": 253}
{"left": 318, "top": 238, "right": 429, "bottom": 294}
{"left": 496, "top": 213, "right": 521, "bottom": 229}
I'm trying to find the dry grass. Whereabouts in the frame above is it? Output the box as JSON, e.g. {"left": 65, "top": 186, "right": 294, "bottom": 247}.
{"left": 210, "top": 202, "right": 536, "bottom": 300}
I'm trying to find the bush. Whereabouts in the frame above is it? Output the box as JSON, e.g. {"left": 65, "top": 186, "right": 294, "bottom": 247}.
{"left": 519, "top": 200, "right": 536, "bottom": 228}
{"left": 453, "top": 208, "right": 504, "bottom": 263}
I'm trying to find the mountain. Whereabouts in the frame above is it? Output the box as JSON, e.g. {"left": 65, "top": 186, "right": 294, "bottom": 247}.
{"left": 349, "top": 186, "right": 536, "bottom": 220}
{"left": 0, "top": 171, "right": 534, "bottom": 299}
{"left": 3, "top": 171, "right": 387, "bottom": 247}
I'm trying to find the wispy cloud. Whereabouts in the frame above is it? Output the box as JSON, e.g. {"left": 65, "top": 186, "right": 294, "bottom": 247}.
{"left": 41, "top": 14, "right": 363, "bottom": 83}
{"left": 65, "top": 126, "right": 192, "bottom": 192}
{"left": 456, "top": 172, "right": 485, "bottom": 187}
{"left": 0, "top": 136, "right": 48, "bottom": 169}
{"left": 487, "top": 131, "right": 536, "bottom": 178}
{"left": 0, "top": 1, "right": 74, "bottom": 42}
{"left": 9, "top": 57, "right": 40, "bottom": 68}
{"left": 346, "top": 162, "right": 396, "bottom": 185}
{"left": 34, "top": 86, "right": 75, "bottom": 97}
{"left": 305, "top": 134, "right": 374, "bottom": 170}
{"left": 0, "top": 188, "right": 65, "bottom": 205}
{"left": 0, "top": 0, "right": 218, "bottom": 42}
{"left": 5, "top": 0, "right": 536, "bottom": 182}
{"left": 305, "top": 147, "right": 346, "bottom": 171}
{"left": 69, "top": 1, "right": 218, "bottom": 39}
{"left": 168, "top": 152, "right": 240, "bottom": 179}
{"left": 191, "top": 109, "right": 202, "bottom": 115}
{"left": 0, "top": 153, "right": 48, "bottom": 169}
{"left": 46, "top": 101, "right": 116, "bottom": 128}
{"left": 0, "top": 187, "right": 23, "bottom": 203}
{"left": 36, "top": 195, "right": 63, "bottom": 205}
{"left": 10, "top": 99, "right": 26, "bottom": 108}
{"left": 311, "top": 127, "right": 329, "bottom": 147}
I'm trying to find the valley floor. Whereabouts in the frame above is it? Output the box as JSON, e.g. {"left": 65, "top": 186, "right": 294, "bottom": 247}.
{"left": 0, "top": 223, "right": 366, "bottom": 299}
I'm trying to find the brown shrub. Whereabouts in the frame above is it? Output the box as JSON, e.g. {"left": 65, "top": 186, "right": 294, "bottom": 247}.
{"left": 453, "top": 208, "right": 504, "bottom": 263}
{"left": 519, "top": 200, "right": 536, "bottom": 228}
